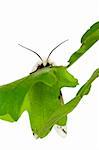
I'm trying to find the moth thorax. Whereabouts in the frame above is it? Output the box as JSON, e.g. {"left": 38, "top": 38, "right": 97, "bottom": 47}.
{"left": 41, "top": 58, "right": 51, "bottom": 66}
{"left": 31, "top": 60, "right": 42, "bottom": 72}
{"left": 42, "top": 58, "right": 48, "bottom": 66}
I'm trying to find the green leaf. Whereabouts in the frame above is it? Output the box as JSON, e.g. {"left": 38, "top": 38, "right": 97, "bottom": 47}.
{"left": 0, "top": 66, "right": 78, "bottom": 138}
{"left": 67, "top": 22, "right": 99, "bottom": 67}
{"left": 38, "top": 68, "right": 99, "bottom": 138}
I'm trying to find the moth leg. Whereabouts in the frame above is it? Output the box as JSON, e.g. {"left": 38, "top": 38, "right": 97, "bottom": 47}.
{"left": 55, "top": 91, "right": 67, "bottom": 137}
{"left": 58, "top": 91, "right": 64, "bottom": 104}
{"left": 54, "top": 125, "right": 67, "bottom": 138}
{"left": 32, "top": 130, "right": 39, "bottom": 139}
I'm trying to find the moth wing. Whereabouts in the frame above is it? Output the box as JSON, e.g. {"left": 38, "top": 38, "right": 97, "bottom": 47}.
{"left": 38, "top": 68, "right": 99, "bottom": 137}
{"left": 0, "top": 68, "right": 57, "bottom": 122}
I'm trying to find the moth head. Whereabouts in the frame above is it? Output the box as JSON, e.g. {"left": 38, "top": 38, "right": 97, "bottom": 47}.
{"left": 18, "top": 40, "right": 68, "bottom": 72}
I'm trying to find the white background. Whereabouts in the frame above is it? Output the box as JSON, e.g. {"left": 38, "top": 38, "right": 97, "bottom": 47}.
{"left": 0, "top": 0, "right": 99, "bottom": 150}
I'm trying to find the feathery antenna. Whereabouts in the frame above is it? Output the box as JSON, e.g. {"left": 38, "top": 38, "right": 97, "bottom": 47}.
{"left": 18, "top": 44, "right": 43, "bottom": 62}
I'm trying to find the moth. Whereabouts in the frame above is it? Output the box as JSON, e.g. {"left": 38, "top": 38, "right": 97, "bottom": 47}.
{"left": 0, "top": 22, "right": 99, "bottom": 139}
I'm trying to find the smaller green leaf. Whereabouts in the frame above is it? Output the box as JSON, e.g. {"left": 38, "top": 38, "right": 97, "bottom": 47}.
{"left": 67, "top": 22, "right": 99, "bottom": 67}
